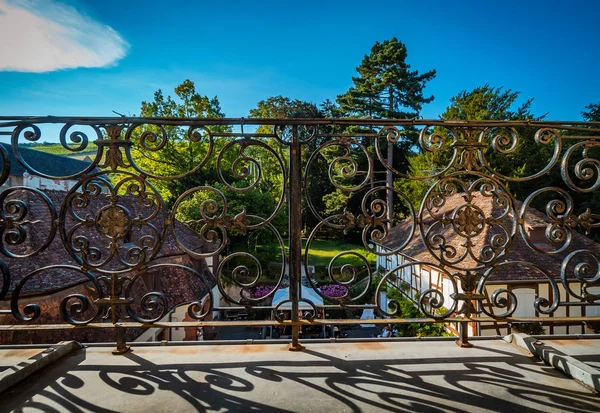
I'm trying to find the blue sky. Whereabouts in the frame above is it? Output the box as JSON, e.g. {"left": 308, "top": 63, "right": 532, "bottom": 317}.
{"left": 0, "top": 0, "right": 599, "bottom": 140}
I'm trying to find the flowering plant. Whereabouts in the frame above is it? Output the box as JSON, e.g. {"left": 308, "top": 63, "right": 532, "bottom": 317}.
{"left": 319, "top": 284, "right": 348, "bottom": 298}
{"left": 248, "top": 285, "right": 281, "bottom": 298}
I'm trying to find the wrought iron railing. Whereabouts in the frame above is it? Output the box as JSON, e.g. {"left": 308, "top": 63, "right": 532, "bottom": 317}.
{"left": 0, "top": 117, "right": 599, "bottom": 352}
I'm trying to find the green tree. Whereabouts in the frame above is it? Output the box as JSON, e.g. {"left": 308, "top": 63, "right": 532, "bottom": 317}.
{"left": 397, "top": 85, "right": 548, "bottom": 208}
{"left": 582, "top": 102, "right": 600, "bottom": 121}
{"left": 395, "top": 152, "right": 438, "bottom": 210}
{"left": 578, "top": 101, "right": 600, "bottom": 234}
{"left": 248, "top": 95, "right": 322, "bottom": 167}
{"left": 250, "top": 96, "right": 321, "bottom": 122}
{"left": 337, "top": 38, "right": 436, "bottom": 225}
{"left": 337, "top": 37, "right": 436, "bottom": 171}
{"left": 249, "top": 96, "right": 331, "bottom": 233}
{"left": 130, "top": 79, "right": 232, "bottom": 204}
{"left": 441, "top": 85, "right": 538, "bottom": 121}
{"left": 174, "top": 182, "right": 287, "bottom": 264}
{"left": 337, "top": 38, "right": 436, "bottom": 120}
{"left": 131, "top": 82, "right": 289, "bottom": 263}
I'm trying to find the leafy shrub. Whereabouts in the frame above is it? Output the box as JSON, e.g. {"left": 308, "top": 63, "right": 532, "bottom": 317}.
{"left": 313, "top": 265, "right": 328, "bottom": 281}
{"left": 400, "top": 280, "right": 409, "bottom": 291}
{"left": 511, "top": 322, "right": 545, "bottom": 335}
{"left": 252, "top": 241, "right": 281, "bottom": 266}
{"left": 387, "top": 287, "right": 450, "bottom": 337}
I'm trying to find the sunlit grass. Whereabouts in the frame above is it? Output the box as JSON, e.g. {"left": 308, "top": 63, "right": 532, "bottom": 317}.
{"left": 27, "top": 142, "right": 99, "bottom": 160}
{"left": 274, "top": 239, "right": 377, "bottom": 267}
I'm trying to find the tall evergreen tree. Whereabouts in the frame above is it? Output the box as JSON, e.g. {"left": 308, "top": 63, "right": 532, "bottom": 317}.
{"left": 337, "top": 38, "right": 436, "bottom": 119}
{"left": 337, "top": 38, "right": 436, "bottom": 224}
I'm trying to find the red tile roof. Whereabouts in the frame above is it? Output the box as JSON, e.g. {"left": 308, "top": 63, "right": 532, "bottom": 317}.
{"left": 379, "top": 192, "right": 600, "bottom": 281}
{"left": 2, "top": 189, "right": 215, "bottom": 295}
{"left": 0, "top": 189, "right": 217, "bottom": 344}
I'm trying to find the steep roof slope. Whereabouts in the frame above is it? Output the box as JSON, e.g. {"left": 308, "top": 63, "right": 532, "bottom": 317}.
{"left": 0, "top": 188, "right": 218, "bottom": 343}
{"left": 1, "top": 189, "right": 216, "bottom": 295}
{"left": 380, "top": 192, "right": 600, "bottom": 281}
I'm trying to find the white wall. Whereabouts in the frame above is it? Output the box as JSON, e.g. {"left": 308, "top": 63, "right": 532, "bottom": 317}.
{"left": 23, "top": 172, "right": 78, "bottom": 191}
{"left": 379, "top": 291, "right": 389, "bottom": 314}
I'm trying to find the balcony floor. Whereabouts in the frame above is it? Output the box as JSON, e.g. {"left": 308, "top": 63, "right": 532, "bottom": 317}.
{"left": 1, "top": 339, "right": 599, "bottom": 412}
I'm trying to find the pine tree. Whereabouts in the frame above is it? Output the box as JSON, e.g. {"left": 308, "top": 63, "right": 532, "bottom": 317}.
{"left": 337, "top": 38, "right": 436, "bottom": 119}
{"left": 337, "top": 38, "right": 436, "bottom": 224}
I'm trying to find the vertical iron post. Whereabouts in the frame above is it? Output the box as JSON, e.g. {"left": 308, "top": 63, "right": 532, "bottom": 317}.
{"left": 386, "top": 140, "right": 394, "bottom": 229}
{"left": 289, "top": 126, "right": 304, "bottom": 351}
{"left": 110, "top": 273, "right": 129, "bottom": 355}
{"left": 456, "top": 321, "right": 472, "bottom": 348}
{"left": 112, "top": 326, "right": 130, "bottom": 355}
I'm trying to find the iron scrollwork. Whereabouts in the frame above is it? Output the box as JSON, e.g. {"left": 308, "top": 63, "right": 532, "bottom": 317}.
{"left": 0, "top": 117, "right": 599, "bottom": 338}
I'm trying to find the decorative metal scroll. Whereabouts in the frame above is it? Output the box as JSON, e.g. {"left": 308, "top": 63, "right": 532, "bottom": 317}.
{"left": 0, "top": 117, "right": 599, "bottom": 332}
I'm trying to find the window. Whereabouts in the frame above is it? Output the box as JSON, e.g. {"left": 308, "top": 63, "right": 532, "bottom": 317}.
{"left": 511, "top": 288, "right": 536, "bottom": 318}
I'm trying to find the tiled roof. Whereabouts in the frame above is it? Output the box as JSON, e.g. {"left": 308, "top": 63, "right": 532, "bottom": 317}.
{"left": 0, "top": 187, "right": 218, "bottom": 344}
{"left": 1, "top": 189, "right": 216, "bottom": 295}
{"left": 380, "top": 192, "right": 600, "bottom": 281}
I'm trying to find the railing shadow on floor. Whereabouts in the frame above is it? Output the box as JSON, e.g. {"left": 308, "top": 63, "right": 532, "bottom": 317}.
{"left": 2, "top": 342, "right": 600, "bottom": 413}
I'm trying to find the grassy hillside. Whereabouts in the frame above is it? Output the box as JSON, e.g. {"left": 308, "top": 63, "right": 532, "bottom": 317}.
{"left": 23, "top": 142, "right": 99, "bottom": 160}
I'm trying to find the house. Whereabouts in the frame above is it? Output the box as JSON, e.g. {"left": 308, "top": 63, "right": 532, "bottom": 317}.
{"left": 376, "top": 192, "right": 600, "bottom": 336}
{"left": 0, "top": 188, "right": 219, "bottom": 344}
{"left": 0, "top": 143, "right": 98, "bottom": 191}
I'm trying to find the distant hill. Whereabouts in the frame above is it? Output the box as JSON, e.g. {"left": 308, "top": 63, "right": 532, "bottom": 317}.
{"left": 20, "top": 142, "right": 98, "bottom": 160}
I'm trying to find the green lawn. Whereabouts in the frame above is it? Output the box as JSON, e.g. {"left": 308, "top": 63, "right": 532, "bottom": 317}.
{"left": 27, "top": 143, "right": 99, "bottom": 160}
{"left": 275, "top": 239, "right": 377, "bottom": 267}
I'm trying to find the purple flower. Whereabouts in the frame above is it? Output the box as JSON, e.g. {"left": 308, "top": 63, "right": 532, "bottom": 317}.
{"left": 248, "top": 284, "right": 282, "bottom": 299}
{"left": 319, "top": 284, "right": 348, "bottom": 298}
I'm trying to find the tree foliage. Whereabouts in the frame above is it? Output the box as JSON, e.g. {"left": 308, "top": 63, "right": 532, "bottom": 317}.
{"left": 174, "top": 181, "right": 287, "bottom": 263}
{"left": 582, "top": 102, "right": 600, "bottom": 122}
{"left": 131, "top": 81, "right": 290, "bottom": 261}
{"left": 248, "top": 96, "right": 333, "bottom": 233}
{"left": 336, "top": 38, "right": 437, "bottom": 215}
{"left": 441, "top": 85, "right": 539, "bottom": 121}
{"left": 130, "top": 79, "right": 232, "bottom": 204}
{"left": 337, "top": 38, "right": 436, "bottom": 119}
{"left": 250, "top": 96, "right": 321, "bottom": 121}
{"left": 397, "top": 85, "right": 548, "bottom": 208}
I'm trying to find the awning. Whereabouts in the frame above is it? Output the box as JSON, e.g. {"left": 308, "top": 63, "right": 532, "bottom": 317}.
{"left": 360, "top": 308, "right": 376, "bottom": 328}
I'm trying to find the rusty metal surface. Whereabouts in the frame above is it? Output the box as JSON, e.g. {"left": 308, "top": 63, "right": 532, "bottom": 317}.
{"left": 1, "top": 316, "right": 600, "bottom": 331}
{"left": 0, "top": 117, "right": 599, "bottom": 348}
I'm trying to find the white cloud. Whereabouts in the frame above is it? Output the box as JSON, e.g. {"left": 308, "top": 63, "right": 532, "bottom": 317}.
{"left": 0, "top": 0, "right": 129, "bottom": 72}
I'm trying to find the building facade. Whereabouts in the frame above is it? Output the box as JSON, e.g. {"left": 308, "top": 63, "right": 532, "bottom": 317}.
{"left": 377, "top": 193, "right": 600, "bottom": 336}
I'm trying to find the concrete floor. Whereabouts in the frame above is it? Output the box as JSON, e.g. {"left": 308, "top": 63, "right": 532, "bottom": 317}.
{"left": 1, "top": 340, "right": 599, "bottom": 412}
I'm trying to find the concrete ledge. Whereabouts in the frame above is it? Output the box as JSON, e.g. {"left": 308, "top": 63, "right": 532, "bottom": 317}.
{"left": 506, "top": 333, "right": 600, "bottom": 392}
{"left": 0, "top": 341, "right": 81, "bottom": 394}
